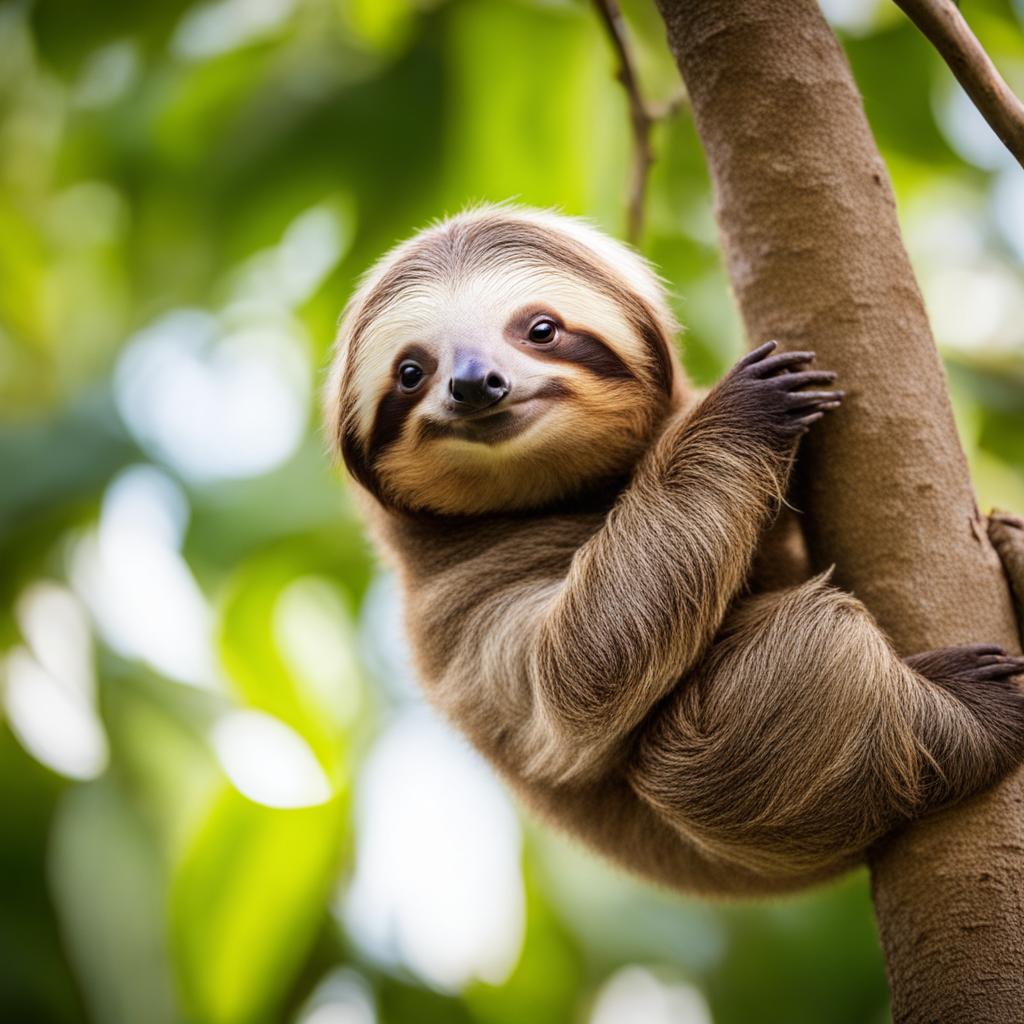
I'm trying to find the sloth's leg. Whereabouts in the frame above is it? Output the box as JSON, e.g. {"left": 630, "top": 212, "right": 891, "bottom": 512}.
{"left": 626, "top": 576, "right": 1024, "bottom": 880}
{"left": 514, "top": 768, "right": 842, "bottom": 899}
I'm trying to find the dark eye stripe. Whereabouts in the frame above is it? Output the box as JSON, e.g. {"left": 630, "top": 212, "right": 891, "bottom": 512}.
{"left": 532, "top": 330, "right": 636, "bottom": 382}
{"left": 505, "top": 309, "right": 637, "bottom": 384}
{"left": 369, "top": 346, "right": 436, "bottom": 455}
{"left": 339, "top": 390, "right": 426, "bottom": 500}
{"left": 369, "top": 386, "right": 427, "bottom": 460}
{"left": 341, "top": 345, "right": 436, "bottom": 495}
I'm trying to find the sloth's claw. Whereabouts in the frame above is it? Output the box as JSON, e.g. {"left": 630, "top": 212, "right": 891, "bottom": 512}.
{"left": 770, "top": 370, "right": 837, "bottom": 389}
{"left": 784, "top": 389, "right": 846, "bottom": 407}
{"left": 906, "top": 644, "right": 1024, "bottom": 685}
{"left": 736, "top": 340, "right": 780, "bottom": 368}
{"left": 752, "top": 353, "right": 817, "bottom": 377}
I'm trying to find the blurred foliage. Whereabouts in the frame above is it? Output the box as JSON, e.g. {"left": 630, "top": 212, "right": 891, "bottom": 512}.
{"left": 1, "top": 1, "right": 1023, "bottom": 1022}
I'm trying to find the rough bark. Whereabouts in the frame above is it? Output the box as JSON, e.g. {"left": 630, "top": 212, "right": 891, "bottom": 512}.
{"left": 652, "top": 1, "right": 1024, "bottom": 1020}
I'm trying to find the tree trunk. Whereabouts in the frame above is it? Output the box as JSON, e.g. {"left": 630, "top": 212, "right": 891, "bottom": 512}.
{"left": 652, "top": 0, "right": 1024, "bottom": 1019}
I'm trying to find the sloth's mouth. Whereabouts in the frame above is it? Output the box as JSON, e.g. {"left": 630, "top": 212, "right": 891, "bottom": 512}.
{"left": 423, "top": 397, "right": 549, "bottom": 446}
{"left": 455, "top": 408, "right": 529, "bottom": 444}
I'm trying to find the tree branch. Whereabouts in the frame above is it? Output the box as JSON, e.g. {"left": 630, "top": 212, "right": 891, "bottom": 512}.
{"left": 894, "top": 0, "right": 1024, "bottom": 168}
{"left": 652, "top": 1, "right": 1024, "bottom": 1019}
{"left": 591, "top": 0, "right": 685, "bottom": 243}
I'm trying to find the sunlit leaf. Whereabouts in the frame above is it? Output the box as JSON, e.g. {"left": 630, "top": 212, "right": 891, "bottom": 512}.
{"left": 171, "top": 786, "right": 348, "bottom": 1024}
{"left": 217, "top": 552, "right": 364, "bottom": 769}
{"left": 340, "top": 0, "right": 416, "bottom": 53}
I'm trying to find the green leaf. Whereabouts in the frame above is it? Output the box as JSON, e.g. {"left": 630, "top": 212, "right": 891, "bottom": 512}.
{"left": 170, "top": 786, "right": 348, "bottom": 1024}
{"left": 217, "top": 553, "right": 364, "bottom": 771}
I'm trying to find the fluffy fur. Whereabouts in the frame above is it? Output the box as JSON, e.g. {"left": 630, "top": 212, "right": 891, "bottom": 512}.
{"left": 325, "top": 205, "right": 1024, "bottom": 896}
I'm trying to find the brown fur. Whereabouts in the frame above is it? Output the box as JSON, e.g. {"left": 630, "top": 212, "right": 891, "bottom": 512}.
{"left": 325, "top": 206, "right": 1024, "bottom": 896}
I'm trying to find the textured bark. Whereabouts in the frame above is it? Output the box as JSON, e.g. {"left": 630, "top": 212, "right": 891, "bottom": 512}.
{"left": 652, "top": 1, "right": 1024, "bottom": 1020}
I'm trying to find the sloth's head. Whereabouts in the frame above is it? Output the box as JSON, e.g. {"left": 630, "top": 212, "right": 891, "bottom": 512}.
{"left": 325, "top": 205, "right": 686, "bottom": 516}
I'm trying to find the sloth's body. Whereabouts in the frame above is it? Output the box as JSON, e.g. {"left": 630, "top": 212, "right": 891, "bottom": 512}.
{"left": 327, "top": 206, "right": 1024, "bottom": 896}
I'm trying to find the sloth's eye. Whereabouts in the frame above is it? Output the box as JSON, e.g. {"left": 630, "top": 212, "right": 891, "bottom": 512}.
{"left": 399, "top": 362, "right": 425, "bottom": 390}
{"left": 528, "top": 319, "right": 557, "bottom": 344}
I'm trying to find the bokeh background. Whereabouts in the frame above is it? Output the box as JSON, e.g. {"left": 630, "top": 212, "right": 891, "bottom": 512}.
{"left": 2, "top": 0, "right": 1023, "bottom": 1021}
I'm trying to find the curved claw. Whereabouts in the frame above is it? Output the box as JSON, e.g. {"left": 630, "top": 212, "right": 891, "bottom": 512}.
{"left": 750, "top": 352, "right": 817, "bottom": 379}
{"left": 771, "top": 369, "right": 837, "bottom": 390}
{"left": 975, "top": 657, "right": 1024, "bottom": 680}
{"left": 791, "top": 411, "right": 824, "bottom": 430}
{"left": 737, "top": 340, "right": 778, "bottom": 368}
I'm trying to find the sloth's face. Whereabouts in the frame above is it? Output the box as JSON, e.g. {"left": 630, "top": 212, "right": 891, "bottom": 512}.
{"left": 328, "top": 209, "right": 682, "bottom": 516}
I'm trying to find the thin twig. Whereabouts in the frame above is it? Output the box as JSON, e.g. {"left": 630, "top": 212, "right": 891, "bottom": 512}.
{"left": 591, "top": 0, "right": 686, "bottom": 243}
{"left": 893, "top": 0, "right": 1024, "bottom": 168}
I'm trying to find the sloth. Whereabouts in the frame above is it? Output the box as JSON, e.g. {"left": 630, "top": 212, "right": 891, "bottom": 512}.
{"left": 325, "top": 205, "right": 1024, "bottom": 896}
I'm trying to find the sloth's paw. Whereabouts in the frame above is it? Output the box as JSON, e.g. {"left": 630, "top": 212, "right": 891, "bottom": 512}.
{"left": 714, "top": 340, "right": 845, "bottom": 446}
{"left": 907, "top": 644, "right": 1024, "bottom": 769}
{"left": 907, "top": 644, "right": 1024, "bottom": 743}
{"left": 906, "top": 644, "right": 1024, "bottom": 801}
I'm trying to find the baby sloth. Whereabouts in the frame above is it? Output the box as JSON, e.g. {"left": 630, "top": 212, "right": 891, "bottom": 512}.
{"left": 325, "top": 205, "right": 1024, "bottom": 896}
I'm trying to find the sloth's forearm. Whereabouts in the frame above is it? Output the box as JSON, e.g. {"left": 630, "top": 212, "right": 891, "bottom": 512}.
{"left": 523, "top": 409, "right": 790, "bottom": 781}
{"left": 431, "top": 346, "right": 830, "bottom": 783}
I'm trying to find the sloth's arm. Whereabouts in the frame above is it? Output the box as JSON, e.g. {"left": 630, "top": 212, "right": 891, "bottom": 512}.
{"left": 511, "top": 343, "right": 841, "bottom": 781}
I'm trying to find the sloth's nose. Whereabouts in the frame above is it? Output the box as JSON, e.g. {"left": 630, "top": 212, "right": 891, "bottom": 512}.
{"left": 448, "top": 355, "right": 510, "bottom": 412}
